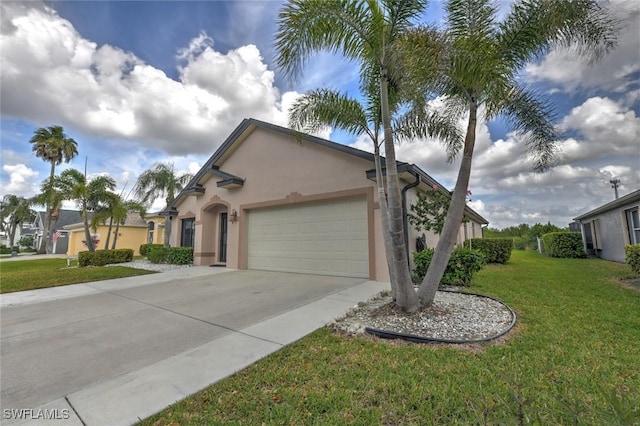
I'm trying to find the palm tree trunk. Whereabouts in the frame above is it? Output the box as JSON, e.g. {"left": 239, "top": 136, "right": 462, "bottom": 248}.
{"left": 418, "top": 99, "right": 478, "bottom": 305}
{"left": 104, "top": 217, "right": 113, "bottom": 249}
{"left": 46, "top": 216, "right": 58, "bottom": 254}
{"left": 8, "top": 222, "right": 17, "bottom": 248}
{"left": 380, "top": 72, "right": 419, "bottom": 312}
{"left": 111, "top": 221, "right": 120, "bottom": 250}
{"left": 164, "top": 216, "right": 172, "bottom": 247}
{"left": 374, "top": 144, "right": 398, "bottom": 300}
{"left": 39, "top": 161, "right": 57, "bottom": 254}
{"left": 82, "top": 206, "right": 95, "bottom": 252}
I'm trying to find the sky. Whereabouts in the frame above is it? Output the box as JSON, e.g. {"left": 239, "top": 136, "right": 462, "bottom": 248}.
{"left": 1, "top": 0, "right": 639, "bottom": 229}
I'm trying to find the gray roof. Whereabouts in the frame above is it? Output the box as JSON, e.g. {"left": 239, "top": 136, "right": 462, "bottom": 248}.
{"left": 574, "top": 189, "right": 640, "bottom": 221}
{"left": 168, "top": 118, "right": 489, "bottom": 225}
{"left": 38, "top": 210, "right": 93, "bottom": 230}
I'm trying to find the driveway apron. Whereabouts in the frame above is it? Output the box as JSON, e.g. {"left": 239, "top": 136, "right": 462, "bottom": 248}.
{"left": 1, "top": 270, "right": 366, "bottom": 415}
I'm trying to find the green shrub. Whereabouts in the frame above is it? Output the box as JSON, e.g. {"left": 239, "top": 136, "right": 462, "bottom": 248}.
{"left": 78, "top": 251, "right": 94, "bottom": 267}
{"left": 92, "top": 250, "right": 111, "bottom": 266}
{"left": 140, "top": 243, "right": 163, "bottom": 256}
{"left": 413, "top": 247, "right": 486, "bottom": 286}
{"left": 112, "top": 249, "right": 134, "bottom": 263}
{"left": 78, "top": 249, "right": 134, "bottom": 267}
{"left": 167, "top": 247, "right": 193, "bottom": 265}
{"left": 1, "top": 245, "right": 20, "bottom": 254}
{"left": 148, "top": 247, "right": 169, "bottom": 264}
{"left": 625, "top": 244, "right": 640, "bottom": 274}
{"left": 541, "top": 232, "right": 586, "bottom": 258}
{"left": 148, "top": 247, "right": 193, "bottom": 265}
{"left": 19, "top": 235, "right": 34, "bottom": 247}
{"left": 464, "top": 238, "right": 513, "bottom": 263}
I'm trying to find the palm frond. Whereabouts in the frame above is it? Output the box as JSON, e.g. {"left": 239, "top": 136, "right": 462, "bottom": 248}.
{"left": 393, "top": 102, "right": 464, "bottom": 161}
{"left": 289, "top": 89, "right": 373, "bottom": 139}
{"left": 497, "top": 0, "right": 619, "bottom": 70}
{"left": 499, "top": 84, "right": 559, "bottom": 171}
{"left": 275, "top": 0, "right": 374, "bottom": 80}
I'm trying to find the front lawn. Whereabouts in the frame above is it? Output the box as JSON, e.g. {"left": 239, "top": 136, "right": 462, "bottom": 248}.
{"left": 0, "top": 259, "right": 155, "bottom": 293}
{"left": 141, "top": 251, "right": 640, "bottom": 425}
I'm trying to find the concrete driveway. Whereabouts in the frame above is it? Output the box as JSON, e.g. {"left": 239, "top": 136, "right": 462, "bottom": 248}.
{"left": 1, "top": 267, "right": 386, "bottom": 425}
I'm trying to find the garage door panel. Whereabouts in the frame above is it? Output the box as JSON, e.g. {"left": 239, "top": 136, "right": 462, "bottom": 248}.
{"left": 247, "top": 198, "right": 369, "bottom": 278}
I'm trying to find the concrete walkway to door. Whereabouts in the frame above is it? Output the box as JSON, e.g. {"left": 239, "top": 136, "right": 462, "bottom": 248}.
{"left": 1, "top": 266, "right": 387, "bottom": 425}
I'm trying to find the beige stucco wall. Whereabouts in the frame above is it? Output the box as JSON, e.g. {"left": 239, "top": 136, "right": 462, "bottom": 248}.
{"left": 67, "top": 225, "right": 147, "bottom": 256}
{"left": 173, "top": 125, "right": 485, "bottom": 281}
{"left": 145, "top": 215, "right": 165, "bottom": 245}
{"left": 172, "top": 126, "right": 390, "bottom": 278}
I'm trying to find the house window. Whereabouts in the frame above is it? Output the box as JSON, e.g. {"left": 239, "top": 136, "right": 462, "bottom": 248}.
{"left": 592, "top": 219, "right": 602, "bottom": 250}
{"left": 626, "top": 208, "right": 640, "bottom": 245}
{"left": 181, "top": 218, "right": 195, "bottom": 247}
{"left": 147, "top": 221, "right": 155, "bottom": 244}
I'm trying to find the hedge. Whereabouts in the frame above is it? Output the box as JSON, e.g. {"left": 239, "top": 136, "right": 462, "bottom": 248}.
{"left": 148, "top": 247, "right": 193, "bottom": 265}
{"left": 541, "top": 232, "right": 586, "bottom": 258}
{"left": 626, "top": 244, "right": 640, "bottom": 274}
{"left": 78, "top": 249, "right": 134, "bottom": 267}
{"left": 464, "top": 238, "right": 513, "bottom": 263}
{"left": 140, "top": 243, "right": 164, "bottom": 256}
{"left": 413, "top": 247, "right": 486, "bottom": 286}
{"left": 0, "top": 245, "right": 20, "bottom": 254}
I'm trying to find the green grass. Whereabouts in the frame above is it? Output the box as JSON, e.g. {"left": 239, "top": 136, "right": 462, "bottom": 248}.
{"left": 141, "top": 251, "right": 640, "bottom": 425}
{"left": 0, "top": 259, "right": 155, "bottom": 293}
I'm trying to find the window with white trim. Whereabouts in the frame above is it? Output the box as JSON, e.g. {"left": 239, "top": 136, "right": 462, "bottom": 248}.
{"left": 625, "top": 207, "right": 640, "bottom": 245}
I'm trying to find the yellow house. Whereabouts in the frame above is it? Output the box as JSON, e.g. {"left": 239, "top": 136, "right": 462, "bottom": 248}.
{"left": 65, "top": 213, "right": 166, "bottom": 256}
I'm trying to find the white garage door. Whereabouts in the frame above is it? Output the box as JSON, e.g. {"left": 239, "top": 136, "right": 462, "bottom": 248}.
{"left": 247, "top": 198, "right": 369, "bottom": 278}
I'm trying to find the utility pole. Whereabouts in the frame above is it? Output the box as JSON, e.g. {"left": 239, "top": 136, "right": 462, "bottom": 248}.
{"left": 609, "top": 178, "right": 620, "bottom": 199}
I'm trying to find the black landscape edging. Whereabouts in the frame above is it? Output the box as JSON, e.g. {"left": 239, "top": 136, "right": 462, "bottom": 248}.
{"left": 365, "top": 290, "right": 517, "bottom": 344}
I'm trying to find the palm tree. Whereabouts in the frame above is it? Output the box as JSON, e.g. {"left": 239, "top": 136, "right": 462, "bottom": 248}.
{"left": 288, "top": 84, "right": 460, "bottom": 302}
{"left": 31, "top": 178, "right": 66, "bottom": 252}
{"left": 1, "top": 195, "right": 35, "bottom": 248}
{"left": 55, "top": 169, "right": 116, "bottom": 252}
{"left": 402, "top": 0, "right": 618, "bottom": 305}
{"left": 29, "top": 126, "right": 78, "bottom": 253}
{"left": 133, "top": 162, "right": 192, "bottom": 247}
{"left": 276, "top": 0, "right": 450, "bottom": 311}
{"left": 91, "top": 193, "right": 146, "bottom": 250}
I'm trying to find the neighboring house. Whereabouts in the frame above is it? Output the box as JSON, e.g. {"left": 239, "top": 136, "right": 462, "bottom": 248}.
{"left": 65, "top": 212, "right": 164, "bottom": 256}
{"left": 166, "top": 118, "right": 488, "bottom": 281}
{"left": 574, "top": 189, "right": 640, "bottom": 262}
{"left": 65, "top": 212, "right": 153, "bottom": 256}
{"left": 33, "top": 210, "right": 90, "bottom": 254}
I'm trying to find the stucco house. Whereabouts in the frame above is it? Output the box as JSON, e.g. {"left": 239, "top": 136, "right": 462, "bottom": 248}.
{"left": 574, "top": 189, "right": 640, "bottom": 262}
{"left": 65, "top": 213, "right": 166, "bottom": 256}
{"left": 166, "top": 119, "right": 488, "bottom": 281}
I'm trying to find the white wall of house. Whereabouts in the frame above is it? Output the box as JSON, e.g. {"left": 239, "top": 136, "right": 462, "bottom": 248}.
{"left": 578, "top": 195, "right": 640, "bottom": 263}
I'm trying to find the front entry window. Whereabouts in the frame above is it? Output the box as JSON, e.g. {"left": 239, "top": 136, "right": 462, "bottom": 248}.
{"left": 181, "top": 218, "right": 195, "bottom": 247}
{"left": 219, "top": 212, "right": 228, "bottom": 263}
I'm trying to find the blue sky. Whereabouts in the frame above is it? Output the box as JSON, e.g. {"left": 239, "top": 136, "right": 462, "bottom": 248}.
{"left": 1, "top": 0, "right": 639, "bottom": 229}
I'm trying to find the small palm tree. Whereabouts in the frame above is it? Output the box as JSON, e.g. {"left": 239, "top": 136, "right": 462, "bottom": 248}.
{"left": 134, "top": 162, "right": 192, "bottom": 247}
{"left": 55, "top": 169, "right": 116, "bottom": 252}
{"left": 1, "top": 195, "right": 35, "bottom": 248}
{"left": 29, "top": 126, "right": 78, "bottom": 253}
{"left": 91, "top": 193, "right": 146, "bottom": 250}
{"left": 401, "top": 0, "right": 618, "bottom": 304}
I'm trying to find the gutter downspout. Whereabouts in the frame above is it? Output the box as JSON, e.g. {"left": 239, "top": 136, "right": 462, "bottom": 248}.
{"left": 401, "top": 168, "right": 421, "bottom": 269}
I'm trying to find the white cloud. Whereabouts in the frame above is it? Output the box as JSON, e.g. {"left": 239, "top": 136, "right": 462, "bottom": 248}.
{"left": 0, "top": 3, "right": 300, "bottom": 156}
{"left": 1, "top": 164, "right": 39, "bottom": 196}
{"left": 524, "top": 1, "right": 640, "bottom": 93}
